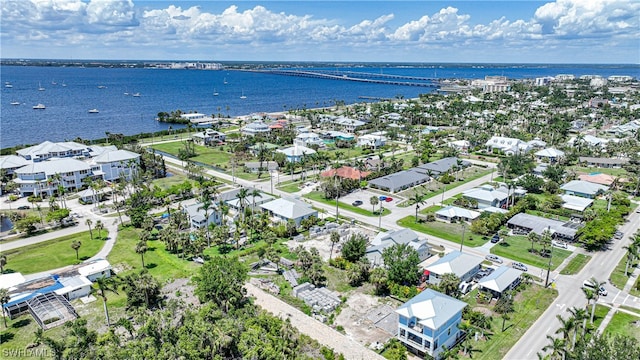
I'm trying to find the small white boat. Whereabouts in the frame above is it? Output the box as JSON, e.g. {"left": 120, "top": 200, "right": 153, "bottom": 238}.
{"left": 10, "top": 101, "right": 20, "bottom": 105}
{"left": 61, "top": 81, "right": 67, "bottom": 87}
{"left": 223, "top": 78, "right": 228, "bottom": 85}
{"left": 5, "top": 82, "right": 13, "bottom": 88}
{"left": 240, "top": 90, "right": 246, "bottom": 99}
{"left": 97, "top": 85, "right": 107, "bottom": 89}
{"left": 38, "top": 82, "right": 45, "bottom": 91}
{"left": 132, "top": 92, "right": 140, "bottom": 97}
{"left": 51, "top": 80, "right": 57, "bottom": 85}
{"left": 33, "top": 104, "right": 46, "bottom": 109}
{"left": 213, "top": 88, "right": 219, "bottom": 96}
{"left": 88, "top": 109, "right": 99, "bottom": 113}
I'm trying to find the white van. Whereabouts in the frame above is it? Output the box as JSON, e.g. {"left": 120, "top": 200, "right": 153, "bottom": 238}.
{"left": 582, "top": 280, "right": 607, "bottom": 296}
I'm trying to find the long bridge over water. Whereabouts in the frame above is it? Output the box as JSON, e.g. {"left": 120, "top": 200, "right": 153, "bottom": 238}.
{"left": 242, "top": 69, "right": 440, "bottom": 88}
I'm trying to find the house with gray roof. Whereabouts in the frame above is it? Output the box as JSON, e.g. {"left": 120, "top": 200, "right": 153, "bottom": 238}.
{"left": 276, "top": 144, "right": 316, "bottom": 163}
{"left": 89, "top": 149, "right": 140, "bottom": 181}
{"left": 435, "top": 206, "right": 481, "bottom": 222}
{"left": 462, "top": 185, "right": 509, "bottom": 209}
{"left": 396, "top": 289, "right": 467, "bottom": 359}
{"left": 0, "top": 155, "right": 30, "bottom": 175}
{"left": 16, "top": 141, "right": 90, "bottom": 162}
{"left": 578, "top": 156, "right": 629, "bottom": 169}
{"left": 183, "top": 202, "right": 222, "bottom": 230}
{"left": 368, "top": 169, "right": 429, "bottom": 193}
{"left": 560, "top": 180, "right": 608, "bottom": 199}
{"left": 477, "top": 266, "right": 522, "bottom": 298}
{"left": 414, "top": 157, "right": 469, "bottom": 177}
{"left": 560, "top": 194, "right": 594, "bottom": 212}
{"left": 260, "top": 197, "right": 318, "bottom": 226}
{"left": 507, "top": 213, "right": 579, "bottom": 241}
{"left": 366, "top": 229, "right": 430, "bottom": 267}
{"left": 425, "top": 250, "right": 483, "bottom": 285}
{"left": 226, "top": 192, "right": 275, "bottom": 212}
{"left": 535, "top": 148, "right": 565, "bottom": 164}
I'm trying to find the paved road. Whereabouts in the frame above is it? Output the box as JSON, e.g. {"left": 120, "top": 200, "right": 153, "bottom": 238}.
{"left": 246, "top": 283, "right": 386, "bottom": 360}
{"left": 505, "top": 208, "right": 640, "bottom": 359}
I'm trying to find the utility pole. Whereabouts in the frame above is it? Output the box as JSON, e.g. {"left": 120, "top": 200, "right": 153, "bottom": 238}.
{"left": 270, "top": 170, "right": 274, "bottom": 194}
{"left": 441, "top": 184, "right": 447, "bottom": 205}
{"left": 378, "top": 204, "right": 383, "bottom": 228}
{"left": 460, "top": 223, "right": 466, "bottom": 252}
{"left": 545, "top": 226, "right": 553, "bottom": 287}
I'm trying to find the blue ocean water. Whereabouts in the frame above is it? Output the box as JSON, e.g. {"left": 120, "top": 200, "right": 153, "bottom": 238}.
{"left": 1, "top": 63, "right": 638, "bottom": 149}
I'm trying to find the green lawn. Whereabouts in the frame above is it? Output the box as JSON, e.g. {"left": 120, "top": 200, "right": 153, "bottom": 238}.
{"left": 591, "top": 304, "right": 612, "bottom": 331}
{"left": 571, "top": 166, "right": 628, "bottom": 177}
{"left": 304, "top": 191, "right": 391, "bottom": 217}
{"left": 470, "top": 285, "right": 558, "bottom": 360}
{"left": 2, "top": 231, "right": 105, "bottom": 274}
{"left": 605, "top": 310, "right": 640, "bottom": 341}
{"left": 397, "top": 167, "right": 493, "bottom": 202}
{"left": 151, "top": 173, "right": 193, "bottom": 189}
{"left": 560, "top": 254, "right": 592, "bottom": 275}
{"left": 609, "top": 251, "right": 638, "bottom": 292}
{"left": 490, "top": 235, "right": 572, "bottom": 271}
{"left": 152, "top": 142, "right": 233, "bottom": 167}
{"left": 108, "top": 225, "right": 198, "bottom": 284}
{"left": 397, "top": 216, "right": 487, "bottom": 247}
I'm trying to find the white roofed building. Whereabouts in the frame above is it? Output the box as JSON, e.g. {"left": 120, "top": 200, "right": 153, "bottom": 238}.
{"left": 425, "top": 250, "right": 483, "bottom": 285}
{"left": 89, "top": 149, "right": 140, "bottom": 182}
{"left": 14, "top": 158, "right": 92, "bottom": 197}
{"left": 276, "top": 144, "right": 317, "bottom": 163}
{"left": 259, "top": 197, "right": 318, "bottom": 226}
{"left": 485, "top": 136, "right": 532, "bottom": 155}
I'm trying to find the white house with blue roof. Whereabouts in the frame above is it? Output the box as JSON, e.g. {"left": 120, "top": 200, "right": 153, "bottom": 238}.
{"left": 395, "top": 289, "right": 467, "bottom": 358}
{"left": 425, "top": 250, "right": 483, "bottom": 285}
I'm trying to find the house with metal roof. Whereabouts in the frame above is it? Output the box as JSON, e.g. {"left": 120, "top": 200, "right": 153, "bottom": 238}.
{"left": 368, "top": 169, "right": 430, "bottom": 193}
{"left": 89, "top": 149, "right": 140, "bottom": 181}
{"left": 560, "top": 180, "right": 608, "bottom": 199}
{"left": 331, "top": 116, "right": 366, "bottom": 133}
{"left": 192, "top": 129, "right": 226, "bottom": 145}
{"left": 507, "top": 213, "right": 579, "bottom": 241}
{"left": 578, "top": 156, "right": 629, "bottom": 169}
{"left": 294, "top": 132, "right": 325, "bottom": 147}
{"left": 183, "top": 202, "right": 222, "bottom": 230}
{"left": 435, "top": 206, "right": 481, "bottom": 222}
{"left": 395, "top": 289, "right": 467, "bottom": 358}
{"left": 485, "top": 136, "right": 532, "bottom": 155}
{"left": 414, "top": 157, "right": 469, "bottom": 177}
{"left": 477, "top": 266, "right": 523, "bottom": 298}
{"left": 226, "top": 192, "right": 275, "bottom": 212}
{"left": 424, "top": 250, "right": 483, "bottom": 285}
{"left": 15, "top": 141, "right": 90, "bottom": 162}
{"left": 366, "top": 229, "right": 431, "bottom": 267}
{"left": 462, "top": 185, "right": 509, "bottom": 209}
{"left": 535, "top": 148, "right": 565, "bottom": 164}
{"left": 241, "top": 120, "right": 271, "bottom": 136}
{"left": 276, "top": 143, "right": 317, "bottom": 163}
{"left": 13, "top": 158, "right": 92, "bottom": 197}
{"left": 0, "top": 155, "right": 30, "bottom": 175}
{"left": 560, "top": 194, "right": 594, "bottom": 212}
{"left": 260, "top": 197, "right": 318, "bottom": 226}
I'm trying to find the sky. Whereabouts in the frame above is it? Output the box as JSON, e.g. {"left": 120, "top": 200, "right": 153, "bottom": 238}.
{"left": 1, "top": 0, "right": 638, "bottom": 63}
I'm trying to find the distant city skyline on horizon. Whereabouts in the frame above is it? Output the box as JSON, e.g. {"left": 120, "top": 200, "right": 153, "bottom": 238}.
{"left": 1, "top": 1, "right": 638, "bottom": 64}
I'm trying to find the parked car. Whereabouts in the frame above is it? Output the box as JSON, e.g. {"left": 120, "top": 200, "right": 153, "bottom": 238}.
{"left": 512, "top": 262, "right": 528, "bottom": 271}
{"left": 490, "top": 234, "right": 500, "bottom": 243}
{"left": 485, "top": 254, "right": 503, "bottom": 264}
{"left": 17, "top": 205, "right": 30, "bottom": 210}
{"left": 552, "top": 240, "right": 568, "bottom": 249}
{"left": 352, "top": 200, "right": 363, "bottom": 206}
{"left": 385, "top": 197, "right": 393, "bottom": 202}
{"left": 193, "top": 256, "right": 205, "bottom": 264}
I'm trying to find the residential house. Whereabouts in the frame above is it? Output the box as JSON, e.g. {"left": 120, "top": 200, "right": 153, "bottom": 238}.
{"left": 276, "top": 144, "right": 317, "bottom": 163}
{"left": 485, "top": 136, "right": 532, "bottom": 155}
{"left": 414, "top": 157, "right": 469, "bottom": 177}
{"left": 260, "top": 197, "right": 318, "bottom": 226}
{"left": 569, "top": 135, "right": 607, "bottom": 149}
{"left": 365, "top": 229, "right": 430, "bottom": 267}
{"left": 368, "top": 169, "right": 429, "bottom": 193}
{"left": 226, "top": 192, "right": 275, "bottom": 212}
{"left": 395, "top": 289, "right": 467, "bottom": 358}
{"left": 332, "top": 117, "right": 366, "bottom": 133}
{"left": 183, "top": 201, "right": 222, "bottom": 230}
{"left": 424, "top": 250, "right": 483, "bottom": 285}
{"left": 294, "top": 132, "right": 325, "bottom": 147}
{"left": 446, "top": 140, "right": 471, "bottom": 154}
{"left": 434, "top": 206, "right": 480, "bottom": 222}
{"left": 462, "top": 185, "right": 509, "bottom": 209}
{"left": 15, "top": 141, "right": 90, "bottom": 162}
{"left": 560, "top": 180, "right": 608, "bottom": 199}
{"left": 241, "top": 120, "right": 271, "bottom": 136}
{"left": 357, "top": 134, "right": 386, "bottom": 148}
{"left": 180, "top": 113, "right": 213, "bottom": 125}
{"left": 578, "top": 156, "right": 629, "bottom": 169}
{"left": 606, "top": 120, "right": 640, "bottom": 137}
{"left": 477, "top": 266, "right": 522, "bottom": 298}
{"left": 77, "top": 259, "right": 112, "bottom": 281}
{"left": 578, "top": 173, "right": 617, "bottom": 186}
{"left": 192, "top": 129, "right": 226, "bottom": 145}
{"left": 560, "top": 194, "right": 594, "bottom": 212}
{"left": 534, "top": 148, "right": 565, "bottom": 164}
{"left": 506, "top": 213, "right": 578, "bottom": 241}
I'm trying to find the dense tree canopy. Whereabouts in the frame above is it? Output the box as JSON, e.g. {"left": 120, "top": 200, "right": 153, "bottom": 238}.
{"left": 382, "top": 243, "right": 420, "bottom": 286}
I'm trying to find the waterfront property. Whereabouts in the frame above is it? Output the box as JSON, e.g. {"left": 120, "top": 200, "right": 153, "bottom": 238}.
{"left": 424, "top": 250, "right": 483, "bottom": 285}
{"left": 241, "top": 120, "right": 271, "bottom": 136}
{"left": 395, "top": 289, "right": 467, "bottom": 358}
{"left": 192, "top": 129, "right": 226, "bottom": 146}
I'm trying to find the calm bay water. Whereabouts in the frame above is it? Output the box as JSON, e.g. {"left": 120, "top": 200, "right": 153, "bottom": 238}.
{"left": 1, "top": 63, "right": 638, "bottom": 149}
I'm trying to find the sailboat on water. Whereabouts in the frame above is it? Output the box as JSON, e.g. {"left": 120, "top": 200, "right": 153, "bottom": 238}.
{"left": 223, "top": 77, "right": 228, "bottom": 85}
{"left": 240, "top": 90, "right": 246, "bottom": 99}
{"left": 38, "top": 82, "right": 45, "bottom": 91}
{"left": 213, "top": 88, "right": 219, "bottom": 96}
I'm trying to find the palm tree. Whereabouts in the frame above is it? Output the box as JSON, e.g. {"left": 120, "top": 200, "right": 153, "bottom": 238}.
{"left": 585, "top": 277, "right": 606, "bottom": 323}
{"left": 236, "top": 188, "right": 249, "bottom": 222}
{"left": 95, "top": 220, "right": 104, "bottom": 240}
{"left": 71, "top": 240, "right": 81, "bottom": 260}
{"left": 528, "top": 231, "right": 540, "bottom": 253}
{"left": 329, "top": 231, "right": 340, "bottom": 261}
{"left": 136, "top": 240, "right": 148, "bottom": 268}
{"left": 606, "top": 176, "right": 620, "bottom": 212}
{"left": 0, "top": 254, "right": 6, "bottom": 274}
{"left": 93, "top": 276, "right": 119, "bottom": 327}
{"left": 541, "top": 335, "right": 566, "bottom": 360}
{"left": 370, "top": 195, "right": 379, "bottom": 214}
{"left": 0, "top": 288, "right": 10, "bottom": 328}
{"left": 85, "top": 219, "right": 93, "bottom": 240}
{"left": 409, "top": 191, "right": 426, "bottom": 222}
{"left": 623, "top": 242, "right": 638, "bottom": 276}
{"left": 566, "top": 306, "right": 589, "bottom": 349}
